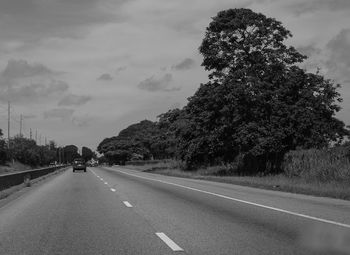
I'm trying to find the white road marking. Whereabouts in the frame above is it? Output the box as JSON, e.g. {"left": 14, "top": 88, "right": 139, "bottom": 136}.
{"left": 110, "top": 188, "right": 116, "bottom": 192}
{"left": 123, "top": 201, "right": 133, "bottom": 207}
{"left": 156, "top": 232, "right": 183, "bottom": 252}
{"left": 108, "top": 168, "right": 350, "bottom": 229}
{"left": 104, "top": 182, "right": 108, "bottom": 185}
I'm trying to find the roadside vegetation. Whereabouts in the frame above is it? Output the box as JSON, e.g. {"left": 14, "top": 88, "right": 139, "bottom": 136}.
{"left": 0, "top": 129, "right": 95, "bottom": 175}
{"left": 98, "top": 8, "right": 350, "bottom": 199}
{"left": 123, "top": 156, "right": 350, "bottom": 200}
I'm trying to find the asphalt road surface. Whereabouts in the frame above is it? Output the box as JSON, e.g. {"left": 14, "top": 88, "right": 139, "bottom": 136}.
{"left": 0, "top": 166, "right": 349, "bottom": 255}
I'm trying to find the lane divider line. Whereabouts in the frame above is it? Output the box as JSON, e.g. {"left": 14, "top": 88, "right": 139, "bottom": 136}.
{"left": 156, "top": 232, "right": 183, "bottom": 252}
{"left": 123, "top": 201, "right": 133, "bottom": 207}
{"left": 90, "top": 170, "right": 115, "bottom": 192}
{"left": 107, "top": 168, "right": 350, "bottom": 229}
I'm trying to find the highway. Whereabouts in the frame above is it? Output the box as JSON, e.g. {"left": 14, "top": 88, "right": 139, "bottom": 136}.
{"left": 0, "top": 166, "right": 349, "bottom": 255}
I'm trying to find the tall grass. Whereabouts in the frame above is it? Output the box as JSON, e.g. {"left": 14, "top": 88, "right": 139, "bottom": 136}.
{"left": 283, "top": 147, "right": 350, "bottom": 183}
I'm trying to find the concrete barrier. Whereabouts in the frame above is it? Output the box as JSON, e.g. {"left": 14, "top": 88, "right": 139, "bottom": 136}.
{"left": 0, "top": 165, "right": 68, "bottom": 191}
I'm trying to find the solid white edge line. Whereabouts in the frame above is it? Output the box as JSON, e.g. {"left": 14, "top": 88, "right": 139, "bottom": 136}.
{"left": 107, "top": 167, "right": 350, "bottom": 229}
{"left": 123, "top": 201, "right": 133, "bottom": 207}
{"left": 156, "top": 232, "right": 183, "bottom": 252}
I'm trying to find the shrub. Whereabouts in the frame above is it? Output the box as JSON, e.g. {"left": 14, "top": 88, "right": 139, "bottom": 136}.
{"left": 283, "top": 146, "right": 350, "bottom": 183}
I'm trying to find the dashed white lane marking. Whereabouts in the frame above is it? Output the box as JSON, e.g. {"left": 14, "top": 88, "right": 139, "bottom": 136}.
{"left": 108, "top": 168, "right": 350, "bottom": 229}
{"left": 156, "top": 232, "right": 183, "bottom": 252}
{"left": 110, "top": 188, "right": 116, "bottom": 192}
{"left": 123, "top": 201, "right": 133, "bottom": 208}
{"left": 104, "top": 182, "right": 108, "bottom": 185}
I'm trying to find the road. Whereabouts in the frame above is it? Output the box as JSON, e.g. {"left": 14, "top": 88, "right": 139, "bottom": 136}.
{"left": 0, "top": 166, "right": 349, "bottom": 255}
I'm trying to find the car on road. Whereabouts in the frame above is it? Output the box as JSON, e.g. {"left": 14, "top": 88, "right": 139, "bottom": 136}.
{"left": 72, "top": 158, "right": 86, "bottom": 172}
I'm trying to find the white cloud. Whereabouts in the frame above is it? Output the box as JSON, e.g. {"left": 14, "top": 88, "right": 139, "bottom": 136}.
{"left": 286, "top": 0, "right": 350, "bottom": 15}
{"left": 1, "top": 59, "right": 57, "bottom": 80}
{"left": 0, "top": 80, "right": 69, "bottom": 104}
{"left": 138, "top": 73, "right": 180, "bottom": 92}
{"left": 58, "top": 94, "right": 92, "bottom": 106}
{"left": 72, "top": 115, "right": 97, "bottom": 127}
{"left": 171, "top": 58, "right": 196, "bottom": 71}
{"left": 0, "top": 0, "right": 131, "bottom": 43}
{"left": 116, "top": 66, "right": 127, "bottom": 74}
{"left": 43, "top": 108, "right": 75, "bottom": 120}
{"left": 97, "top": 73, "right": 113, "bottom": 81}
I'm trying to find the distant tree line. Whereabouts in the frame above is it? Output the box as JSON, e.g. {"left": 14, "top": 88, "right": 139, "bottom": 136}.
{"left": 0, "top": 129, "right": 95, "bottom": 167}
{"left": 98, "top": 8, "right": 349, "bottom": 174}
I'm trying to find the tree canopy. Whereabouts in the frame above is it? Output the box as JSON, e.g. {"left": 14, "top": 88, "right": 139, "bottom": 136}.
{"left": 82, "top": 146, "right": 94, "bottom": 162}
{"left": 98, "top": 120, "right": 162, "bottom": 164}
{"left": 97, "top": 8, "right": 349, "bottom": 174}
{"left": 179, "top": 8, "right": 348, "bottom": 171}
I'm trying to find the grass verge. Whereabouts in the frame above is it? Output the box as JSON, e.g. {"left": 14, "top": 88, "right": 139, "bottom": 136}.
{"left": 123, "top": 163, "right": 350, "bottom": 201}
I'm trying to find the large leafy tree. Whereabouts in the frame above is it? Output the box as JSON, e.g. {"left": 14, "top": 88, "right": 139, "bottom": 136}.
{"left": 9, "top": 136, "right": 57, "bottom": 166}
{"left": 179, "top": 8, "right": 348, "bottom": 172}
{"left": 152, "top": 108, "right": 189, "bottom": 159}
{"left": 82, "top": 146, "right": 94, "bottom": 162}
{"left": 63, "top": 145, "right": 80, "bottom": 163}
{"left": 97, "top": 120, "right": 161, "bottom": 163}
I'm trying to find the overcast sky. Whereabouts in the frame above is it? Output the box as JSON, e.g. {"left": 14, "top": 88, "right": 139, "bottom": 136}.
{"left": 0, "top": 0, "right": 349, "bottom": 151}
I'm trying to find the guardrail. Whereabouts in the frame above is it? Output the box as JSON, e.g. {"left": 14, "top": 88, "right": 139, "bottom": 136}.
{"left": 0, "top": 165, "right": 69, "bottom": 191}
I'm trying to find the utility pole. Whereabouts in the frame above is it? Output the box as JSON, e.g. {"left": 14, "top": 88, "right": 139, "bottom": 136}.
{"left": 35, "top": 130, "right": 38, "bottom": 144}
{"left": 39, "top": 134, "right": 41, "bottom": 145}
{"left": 20, "top": 114, "right": 23, "bottom": 137}
{"left": 45, "top": 137, "right": 47, "bottom": 146}
{"left": 30, "top": 128, "right": 32, "bottom": 140}
{"left": 7, "top": 101, "right": 10, "bottom": 149}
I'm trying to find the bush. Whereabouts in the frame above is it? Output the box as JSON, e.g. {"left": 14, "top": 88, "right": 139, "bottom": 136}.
{"left": 283, "top": 147, "right": 350, "bottom": 183}
{"left": 125, "top": 160, "right": 168, "bottom": 166}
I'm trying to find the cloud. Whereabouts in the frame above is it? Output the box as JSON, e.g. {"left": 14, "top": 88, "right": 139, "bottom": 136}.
{"left": 138, "top": 73, "right": 180, "bottom": 92}
{"left": 325, "top": 29, "right": 350, "bottom": 83}
{"left": 58, "top": 94, "right": 92, "bottom": 106}
{"left": 296, "top": 45, "right": 321, "bottom": 58}
{"left": 171, "top": 58, "right": 196, "bottom": 71}
{"left": 0, "top": 80, "right": 69, "bottom": 104}
{"left": 287, "top": 0, "right": 350, "bottom": 15}
{"left": 0, "top": 0, "right": 130, "bottom": 42}
{"left": 23, "top": 114, "right": 37, "bottom": 119}
{"left": 116, "top": 66, "right": 127, "bottom": 74}
{"left": 97, "top": 73, "right": 113, "bottom": 81}
{"left": 43, "top": 108, "right": 75, "bottom": 120}
{"left": 327, "top": 29, "right": 350, "bottom": 68}
{"left": 72, "top": 115, "right": 96, "bottom": 127}
{"left": 169, "top": 102, "right": 181, "bottom": 109}
{"left": 2, "top": 59, "right": 56, "bottom": 79}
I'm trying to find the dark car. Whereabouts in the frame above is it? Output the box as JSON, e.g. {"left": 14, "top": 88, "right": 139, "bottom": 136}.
{"left": 72, "top": 158, "right": 86, "bottom": 172}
